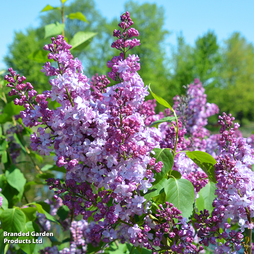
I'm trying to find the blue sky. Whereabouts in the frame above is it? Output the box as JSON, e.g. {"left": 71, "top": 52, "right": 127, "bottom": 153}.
{"left": 1, "top": 0, "right": 254, "bottom": 70}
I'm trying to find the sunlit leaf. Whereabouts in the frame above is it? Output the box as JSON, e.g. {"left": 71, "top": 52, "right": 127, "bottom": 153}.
{"left": 185, "top": 151, "right": 217, "bottom": 183}
{"left": 164, "top": 178, "right": 195, "bottom": 218}
{"left": 149, "top": 85, "right": 173, "bottom": 110}
{"left": 149, "top": 116, "right": 175, "bottom": 127}
{"left": 70, "top": 31, "right": 97, "bottom": 51}
{"left": 67, "top": 12, "right": 88, "bottom": 23}
{"left": 41, "top": 4, "right": 58, "bottom": 12}
{"left": 44, "top": 22, "right": 65, "bottom": 39}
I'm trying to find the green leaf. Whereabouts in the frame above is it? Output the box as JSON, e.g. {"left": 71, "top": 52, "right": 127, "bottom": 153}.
{"left": 67, "top": 12, "right": 89, "bottom": 23}
{"left": 169, "top": 170, "right": 181, "bottom": 179}
{"left": 24, "top": 181, "right": 39, "bottom": 192}
{"left": 37, "top": 172, "right": 55, "bottom": 179}
{"left": 44, "top": 22, "right": 65, "bottom": 39}
{"left": 0, "top": 174, "right": 7, "bottom": 190}
{"left": 164, "top": 178, "right": 195, "bottom": 218}
{"left": 0, "top": 139, "right": 7, "bottom": 151}
{"left": 0, "top": 208, "right": 26, "bottom": 232}
{"left": 3, "top": 102, "right": 24, "bottom": 117}
{"left": 41, "top": 164, "right": 54, "bottom": 171}
{"left": 13, "top": 133, "right": 27, "bottom": 153}
{"left": 30, "top": 151, "right": 43, "bottom": 163}
{"left": 149, "top": 116, "right": 175, "bottom": 127}
{"left": 21, "top": 207, "right": 37, "bottom": 222}
{"left": 126, "top": 244, "right": 152, "bottom": 254}
{"left": 251, "top": 164, "right": 254, "bottom": 172}
{"left": 151, "top": 148, "right": 174, "bottom": 185}
{"left": 61, "top": 0, "right": 68, "bottom": 3}
{"left": 70, "top": 31, "right": 97, "bottom": 51}
{"left": 41, "top": 164, "right": 66, "bottom": 173}
{"left": 0, "top": 113, "right": 11, "bottom": 123}
{"left": 104, "top": 242, "right": 128, "bottom": 253}
{"left": 196, "top": 182, "right": 216, "bottom": 213}
{"left": 0, "top": 194, "right": 8, "bottom": 210}
{"left": 2, "top": 183, "right": 20, "bottom": 207}
{"left": 6, "top": 165, "right": 26, "bottom": 197}
{"left": 41, "top": 4, "right": 58, "bottom": 12}
{"left": 0, "top": 151, "right": 8, "bottom": 164}
{"left": 185, "top": 151, "right": 217, "bottom": 183}
{"left": 144, "top": 178, "right": 167, "bottom": 200}
{"left": 28, "top": 49, "right": 52, "bottom": 64}
{"left": 149, "top": 85, "right": 173, "bottom": 110}
{"left": 57, "top": 205, "right": 70, "bottom": 221}
{"left": 37, "top": 201, "right": 51, "bottom": 213}
{"left": 87, "top": 242, "right": 104, "bottom": 253}
{"left": 31, "top": 203, "right": 59, "bottom": 224}
{"left": 0, "top": 229, "right": 6, "bottom": 254}
{"left": 18, "top": 221, "right": 38, "bottom": 254}
{"left": 4, "top": 244, "right": 9, "bottom": 254}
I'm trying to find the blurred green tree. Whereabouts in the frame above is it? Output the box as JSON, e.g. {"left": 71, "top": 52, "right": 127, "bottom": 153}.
{"left": 193, "top": 31, "right": 221, "bottom": 88}
{"left": 167, "top": 35, "right": 195, "bottom": 99}
{"left": 4, "top": 28, "right": 50, "bottom": 93}
{"left": 215, "top": 32, "right": 254, "bottom": 123}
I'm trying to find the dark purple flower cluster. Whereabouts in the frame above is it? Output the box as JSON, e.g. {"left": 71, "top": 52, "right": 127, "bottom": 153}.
{"left": 185, "top": 171, "right": 208, "bottom": 192}
{"left": 90, "top": 74, "right": 110, "bottom": 101}
{"left": 194, "top": 209, "right": 243, "bottom": 254}
{"left": 137, "top": 99, "right": 159, "bottom": 126}
{"left": 151, "top": 202, "right": 204, "bottom": 253}
{"left": 5, "top": 68, "right": 37, "bottom": 107}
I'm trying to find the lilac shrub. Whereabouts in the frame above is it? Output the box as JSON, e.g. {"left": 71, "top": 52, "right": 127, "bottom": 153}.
{"left": 5, "top": 11, "right": 254, "bottom": 254}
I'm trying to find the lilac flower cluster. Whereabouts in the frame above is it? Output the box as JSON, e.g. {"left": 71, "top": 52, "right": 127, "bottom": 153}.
{"left": 111, "top": 11, "right": 140, "bottom": 52}
{"left": 192, "top": 113, "right": 254, "bottom": 253}
{"left": 156, "top": 80, "right": 220, "bottom": 192}
{"left": 60, "top": 220, "right": 88, "bottom": 254}
{"left": 171, "top": 79, "right": 219, "bottom": 151}
{"left": 211, "top": 113, "right": 254, "bottom": 230}
{"left": 150, "top": 202, "right": 203, "bottom": 253}
{"left": 5, "top": 12, "right": 165, "bottom": 250}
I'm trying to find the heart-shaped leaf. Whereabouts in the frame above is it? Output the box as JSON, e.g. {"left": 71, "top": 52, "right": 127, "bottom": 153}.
{"left": 0, "top": 208, "right": 26, "bottom": 232}
{"left": 196, "top": 182, "right": 216, "bottom": 213}
{"left": 164, "top": 178, "right": 195, "bottom": 218}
